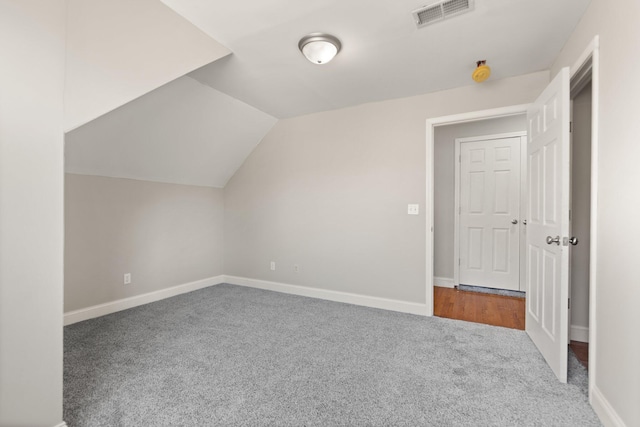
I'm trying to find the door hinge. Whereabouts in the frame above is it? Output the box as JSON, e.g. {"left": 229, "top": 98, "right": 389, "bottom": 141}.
{"left": 570, "top": 121, "right": 573, "bottom": 133}
{"left": 568, "top": 299, "right": 571, "bottom": 309}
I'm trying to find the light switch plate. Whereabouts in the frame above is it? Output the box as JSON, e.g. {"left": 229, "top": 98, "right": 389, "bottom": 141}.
{"left": 408, "top": 204, "right": 419, "bottom": 215}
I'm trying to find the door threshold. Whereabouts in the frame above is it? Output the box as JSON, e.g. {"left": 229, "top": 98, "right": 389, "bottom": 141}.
{"left": 458, "top": 284, "right": 525, "bottom": 298}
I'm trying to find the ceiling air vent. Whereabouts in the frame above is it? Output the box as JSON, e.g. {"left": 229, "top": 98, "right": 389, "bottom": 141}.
{"left": 413, "top": 0, "right": 474, "bottom": 28}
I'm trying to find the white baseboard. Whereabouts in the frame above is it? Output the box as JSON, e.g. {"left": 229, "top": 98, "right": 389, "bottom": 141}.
{"left": 434, "top": 276, "right": 455, "bottom": 288}
{"left": 53, "top": 422, "right": 67, "bottom": 427}
{"left": 591, "top": 385, "right": 627, "bottom": 427}
{"left": 224, "top": 275, "right": 428, "bottom": 316}
{"left": 570, "top": 325, "right": 589, "bottom": 342}
{"left": 64, "top": 275, "right": 225, "bottom": 325}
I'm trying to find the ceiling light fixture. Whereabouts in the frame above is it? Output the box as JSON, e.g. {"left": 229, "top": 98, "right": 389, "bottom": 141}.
{"left": 298, "top": 33, "right": 341, "bottom": 65}
{"left": 472, "top": 60, "right": 491, "bottom": 83}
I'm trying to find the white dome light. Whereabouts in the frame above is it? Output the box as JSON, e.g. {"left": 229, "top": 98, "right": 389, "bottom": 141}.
{"left": 298, "top": 33, "right": 341, "bottom": 65}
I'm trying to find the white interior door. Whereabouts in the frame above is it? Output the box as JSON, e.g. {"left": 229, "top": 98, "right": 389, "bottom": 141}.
{"left": 525, "top": 67, "right": 571, "bottom": 383}
{"left": 458, "top": 137, "right": 522, "bottom": 291}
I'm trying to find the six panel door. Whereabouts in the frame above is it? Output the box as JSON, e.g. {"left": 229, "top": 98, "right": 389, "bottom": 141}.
{"left": 459, "top": 137, "right": 522, "bottom": 291}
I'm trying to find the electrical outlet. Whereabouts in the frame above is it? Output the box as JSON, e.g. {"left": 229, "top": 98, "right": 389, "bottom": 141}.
{"left": 407, "top": 204, "right": 419, "bottom": 215}
{"left": 294, "top": 264, "right": 300, "bottom": 273}
{"left": 124, "top": 273, "right": 131, "bottom": 285}
{"left": 270, "top": 261, "right": 276, "bottom": 271}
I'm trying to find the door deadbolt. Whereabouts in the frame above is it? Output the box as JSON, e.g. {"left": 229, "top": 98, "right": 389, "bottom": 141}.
{"left": 511, "top": 219, "right": 518, "bottom": 224}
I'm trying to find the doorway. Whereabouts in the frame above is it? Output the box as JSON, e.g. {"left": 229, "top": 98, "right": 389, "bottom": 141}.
{"left": 432, "top": 116, "right": 527, "bottom": 292}
{"left": 432, "top": 116, "right": 528, "bottom": 330}
{"left": 568, "top": 70, "right": 593, "bottom": 371}
{"left": 426, "top": 37, "right": 599, "bottom": 389}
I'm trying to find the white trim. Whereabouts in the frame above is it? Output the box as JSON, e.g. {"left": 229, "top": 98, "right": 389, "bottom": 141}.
{"left": 427, "top": 105, "right": 530, "bottom": 128}
{"left": 570, "top": 37, "right": 598, "bottom": 78}
{"left": 570, "top": 325, "right": 589, "bottom": 343}
{"left": 568, "top": 98, "right": 575, "bottom": 343}
{"left": 53, "top": 423, "right": 68, "bottom": 427}
{"left": 434, "top": 276, "right": 455, "bottom": 288}
{"left": 426, "top": 104, "right": 530, "bottom": 317}
{"left": 591, "top": 385, "right": 627, "bottom": 427}
{"left": 453, "top": 132, "right": 527, "bottom": 290}
{"left": 64, "top": 275, "right": 225, "bottom": 325}
{"left": 224, "top": 275, "right": 428, "bottom": 316}
{"left": 587, "top": 36, "right": 600, "bottom": 402}
{"left": 519, "top": 134, "right": 528, "bottom": 292}
{"left": 454, "top": 131, "right": 527, "bottom": 143}
{"left": 453, "top": 139, "right": 461, "bottom": 288}
{"left": 566, "top": 35, "right": 599, "bottom": 402}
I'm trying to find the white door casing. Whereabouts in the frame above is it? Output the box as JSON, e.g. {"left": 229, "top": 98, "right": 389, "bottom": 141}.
{"left": 525, "top": 67, "right": 571, "bottom": 383}
{"left": 457, "top": 136, "right": 523, "bottom": 291}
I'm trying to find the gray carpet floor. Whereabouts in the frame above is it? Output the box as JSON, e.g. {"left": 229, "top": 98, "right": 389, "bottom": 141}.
{"left": 64, "top": 284, "right": 600, "bottom": 426}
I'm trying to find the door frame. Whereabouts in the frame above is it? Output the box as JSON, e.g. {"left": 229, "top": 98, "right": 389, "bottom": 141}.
{"left": 425, "top": 36, "right": 599, "bottom": 397}
{"left": 426, "top": 103, "right": 528, "bottom": 315}
{"left": 572, "top": 36, "right": 599, "bottom": 400}
{"left": 453, "top": 132, "right": 527, "bottom": 291}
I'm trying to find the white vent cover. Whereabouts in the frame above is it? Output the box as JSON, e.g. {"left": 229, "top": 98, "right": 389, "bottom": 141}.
{"left": 412, "top": 0, "right": 474, "bottom": 28}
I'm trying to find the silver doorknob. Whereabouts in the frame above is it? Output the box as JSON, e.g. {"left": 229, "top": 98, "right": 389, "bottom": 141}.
{"left": 546, "top": 235, "right": 560, "bottom": 245}
{"left": 511, "top": 219, "right": 518, "bottom": 224}
{"left": 562, "top": 236, "right": 579, "bottom": 246}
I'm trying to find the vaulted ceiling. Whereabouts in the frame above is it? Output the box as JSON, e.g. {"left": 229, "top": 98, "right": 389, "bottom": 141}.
{"left": 65, "top": 0, "right": 591, "bottom": 187}
{"left": 65, "top": 0, "right": 230, "bottom": 131}
{"left": 167, "top": 0, "right": 591, "bottom": 118}
{"left": 65, "top": 76, "right": 277, "bottom": 188}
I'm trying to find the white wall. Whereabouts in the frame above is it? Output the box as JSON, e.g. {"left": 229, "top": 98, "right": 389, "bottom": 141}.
{"left": 434, "top": 115, "right": 527, "bottom": 281}
{"left": 570, "top": 84, "right": 591, "bottom": 338}
{"left": 551, "top": 0, "right": 640, "bottom": 425}
{"left": 0, "top": 1, "right": 65, "bottom": 426}
{"left": 64, "top": 0, "right": 230, "bottom": 131}
{"left": 224, "top": 71, "right": 548, "bottom": 305}
{"left": 65, "top": 174, "right": 224, "bottom": 312}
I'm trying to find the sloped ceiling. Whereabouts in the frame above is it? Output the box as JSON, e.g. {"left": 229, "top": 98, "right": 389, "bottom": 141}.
{"left": 65, "top": 76, "right": 277, "bottom": 188}
{"left": 64, "top": 0, "right": 230, "bottom": 131}
{"left": 66, "top": 0, "right": 592, "bottom": 188}
{"left": 164, "top": 0, "right": 591, "bottom": 118}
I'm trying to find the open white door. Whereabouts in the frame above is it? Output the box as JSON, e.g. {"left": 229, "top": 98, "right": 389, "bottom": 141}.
{"left": 525, "top": 67, "right": 571, "bottom": 383}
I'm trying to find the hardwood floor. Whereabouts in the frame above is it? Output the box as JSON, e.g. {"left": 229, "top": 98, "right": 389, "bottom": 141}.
{"left": 570, "top": 341, "right": 589, "bottom": 370}
{"left": 434, "top": 286, "right": 525, "bottom": 330}
{"left": 434, "top": 286, "right": 590, "bottom": 370}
